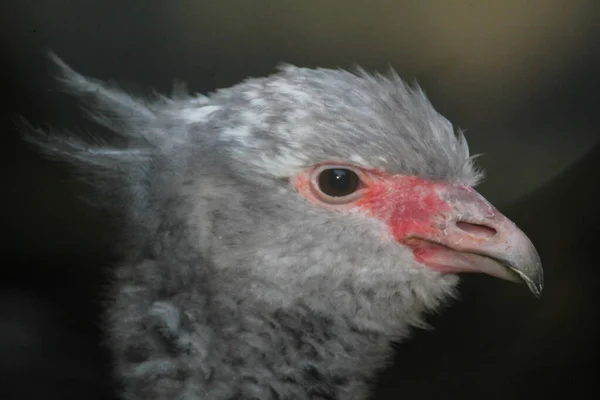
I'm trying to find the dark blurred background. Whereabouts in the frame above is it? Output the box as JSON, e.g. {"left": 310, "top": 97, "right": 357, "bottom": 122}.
{"left": 1, "top": 1, "right": 599, "bottom": 399}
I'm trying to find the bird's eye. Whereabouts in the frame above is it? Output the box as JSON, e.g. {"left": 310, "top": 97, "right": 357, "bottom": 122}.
{"left": 313, "top": 167, "right": 365, "bottom": 202}
{"left": 295, "top": 164, "right": 369, "bottom": 206}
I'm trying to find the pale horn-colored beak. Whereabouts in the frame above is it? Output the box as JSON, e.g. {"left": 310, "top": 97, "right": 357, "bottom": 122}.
{"left": 403, "top": 183, "right": 543, "bottom": 297}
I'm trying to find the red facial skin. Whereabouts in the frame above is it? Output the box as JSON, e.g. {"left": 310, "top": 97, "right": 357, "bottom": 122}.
{"left": 293, "top": 165, "right": 454, "bottom": 271}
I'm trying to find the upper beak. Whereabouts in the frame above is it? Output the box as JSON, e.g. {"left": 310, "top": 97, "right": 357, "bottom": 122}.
{"left": 403, "top": 183, "right": 544, "bottom": 297}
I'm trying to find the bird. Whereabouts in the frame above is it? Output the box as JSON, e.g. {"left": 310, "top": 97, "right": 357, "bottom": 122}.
{"left": 25, "top": 53, "right": 543, "bottom": 400}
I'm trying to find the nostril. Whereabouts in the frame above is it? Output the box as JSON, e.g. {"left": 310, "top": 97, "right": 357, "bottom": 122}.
{"left": 456, "top": 221, "right": 497, "bottom": 238}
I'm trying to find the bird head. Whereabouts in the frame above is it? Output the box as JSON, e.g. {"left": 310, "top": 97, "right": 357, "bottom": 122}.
{"left": 27, "top": 56, "right": 543, "bottom": 334}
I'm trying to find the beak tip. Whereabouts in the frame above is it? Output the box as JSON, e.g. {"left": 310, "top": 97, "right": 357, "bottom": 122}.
{"left": 529, "top": 282, "right": 543, "bottom": 299}
{"left": 509, "top": 266, "right": 544, "bottom": 298}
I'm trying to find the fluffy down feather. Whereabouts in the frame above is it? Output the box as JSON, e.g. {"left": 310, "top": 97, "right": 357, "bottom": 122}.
{"left": 25, "top": 54, "right": 505, "bottom": 400}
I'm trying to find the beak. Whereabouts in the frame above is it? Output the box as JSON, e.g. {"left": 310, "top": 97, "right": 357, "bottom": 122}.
{"left": 393, "top": 181, "right": 544, "bottom": 297}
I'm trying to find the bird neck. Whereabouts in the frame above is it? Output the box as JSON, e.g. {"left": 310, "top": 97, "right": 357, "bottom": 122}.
{"left": 109, "top": 256, "right": 427, "bottom": 400}
{"left": 206, "top": 293, "right": 395, "bottom": 399}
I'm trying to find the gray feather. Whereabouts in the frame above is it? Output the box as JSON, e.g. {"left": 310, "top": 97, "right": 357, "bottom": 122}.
{"left": 24, "top": 53, "right": 485, "bottom": 399}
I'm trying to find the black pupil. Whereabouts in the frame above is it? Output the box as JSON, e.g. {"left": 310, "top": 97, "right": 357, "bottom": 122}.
{"left": 318, "top": 168, "right": 360, "bottom": 197}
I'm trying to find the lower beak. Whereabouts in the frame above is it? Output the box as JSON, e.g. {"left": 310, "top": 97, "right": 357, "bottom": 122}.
{"left": 404, "top": 184, "right": 544, "bottom": 297}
